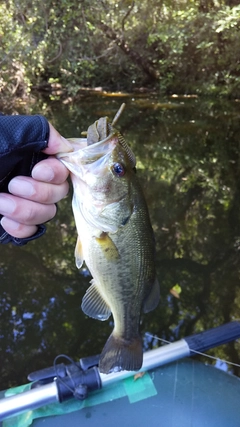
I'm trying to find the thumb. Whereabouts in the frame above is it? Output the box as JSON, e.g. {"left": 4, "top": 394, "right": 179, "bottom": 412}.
{"left": 43, "top": 122, "right": 73, "bottom": 155}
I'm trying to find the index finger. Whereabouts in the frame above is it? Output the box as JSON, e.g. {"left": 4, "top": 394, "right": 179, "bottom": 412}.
{"left": 32, "top": 157, "right": 69, "bottom": 184}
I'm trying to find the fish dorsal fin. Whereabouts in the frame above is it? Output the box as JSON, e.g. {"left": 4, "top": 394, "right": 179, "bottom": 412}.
{"left": 75, "top": 236, "right": 84, "bottom": 269}
{"left": 95, "top": 232, "right": 120, "bottom": 261}
{"left": 81, "top": 280, "right": 111, "bottom": 321}
{"left": 143, "top": 276, "right": 160, "bottom": 313}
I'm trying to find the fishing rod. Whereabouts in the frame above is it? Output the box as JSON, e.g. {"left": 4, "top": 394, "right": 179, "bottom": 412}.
{"left": 0, "top": 321, "right": 240, "bottom": 421}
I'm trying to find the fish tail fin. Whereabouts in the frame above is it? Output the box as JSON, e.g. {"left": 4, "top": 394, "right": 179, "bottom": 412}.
{"left": 99, "top": 333, "right": 143, "bottom": 374}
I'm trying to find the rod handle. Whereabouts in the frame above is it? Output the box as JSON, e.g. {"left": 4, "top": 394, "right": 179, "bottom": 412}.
{"left": 184, "top": 321, "right": 240, "bottom": 354}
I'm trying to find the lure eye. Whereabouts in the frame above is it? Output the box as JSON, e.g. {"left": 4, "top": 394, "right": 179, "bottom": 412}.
{"left": 112, "top": 162, "right": 125, "bottom": 177}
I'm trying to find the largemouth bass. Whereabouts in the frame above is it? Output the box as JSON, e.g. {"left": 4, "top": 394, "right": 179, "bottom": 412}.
{"left": 58, "top": 105, "right": 159, "bottom": 374}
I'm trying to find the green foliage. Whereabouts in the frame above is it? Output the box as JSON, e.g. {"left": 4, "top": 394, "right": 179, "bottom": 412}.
{"left": 1, "top": 1, "right": 240, "bottom": 100}
{"left": 148, "top": 5, "right": 240, "bottom": 94}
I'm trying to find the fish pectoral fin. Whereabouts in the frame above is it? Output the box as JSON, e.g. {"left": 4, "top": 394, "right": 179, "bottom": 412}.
{"left": 75, "top": 236, "right": 84, "bottom": 269}
{"left": 81, "top": 281, "right": 111, "bottom": 321}
{"left": 143, "top": 276, "right": 160, "bottom": 313}
{"left": 95, "top": 232, "right": 120, "bottom": 261}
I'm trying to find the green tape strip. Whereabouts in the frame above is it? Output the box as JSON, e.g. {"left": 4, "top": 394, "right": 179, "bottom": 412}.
{"left": 123, "top": 372, "right": 157, "bottom": 403}
{"left": 5, "top": 384, "right": 31, "bottom": 397}
{"left": 3, "top": 372, "right": 157, "bottom": 427}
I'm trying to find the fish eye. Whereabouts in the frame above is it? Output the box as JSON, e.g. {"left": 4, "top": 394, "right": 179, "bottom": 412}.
{"left": 112, "top": 162, "right": 125, "bottom": 177}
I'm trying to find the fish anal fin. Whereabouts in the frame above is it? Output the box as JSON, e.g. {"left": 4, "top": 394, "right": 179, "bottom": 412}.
{"left": 95, "top": 232, "right": 119, "bottom": 261}
{"left": 143, "top": 277, "right": 160, "bottom": 314}
{"left": 99, "top": 333, "right": 143, "bottom": 374}
{"left": 81, "top": 281, "right": 111, "bottom": 321}
{"left": 75, "top": 236, "right": 84, "bottom": 269}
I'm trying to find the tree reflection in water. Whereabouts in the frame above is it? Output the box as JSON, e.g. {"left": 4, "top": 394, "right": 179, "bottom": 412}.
{"left": 0, "top": 95, "right": 240, "bottom": 390}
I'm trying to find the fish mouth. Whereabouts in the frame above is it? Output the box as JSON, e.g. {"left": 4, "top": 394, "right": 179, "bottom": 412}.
{"left": 84, "top": 132, "right": 136, "bottom": 169}
{"left": 80, "top": 133, "right": 119, "bottom": 164}
{"left": 57, "top": 133, "right": 119, "bottom": 178}
{"left": 58, "top": 131, "right": 136, "bottom": 170}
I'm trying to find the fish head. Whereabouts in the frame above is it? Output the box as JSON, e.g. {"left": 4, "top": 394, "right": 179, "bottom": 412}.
{"left": 87, "top": 136, "right": 135, "bottom": 198}
{"left": 58, "top": 132, "right": 137, "bottom": 232}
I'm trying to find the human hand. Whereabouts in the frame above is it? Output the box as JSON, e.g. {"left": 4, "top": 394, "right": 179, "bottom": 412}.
{"left": 0, "top": 123, "right": 72, "bottom": 239}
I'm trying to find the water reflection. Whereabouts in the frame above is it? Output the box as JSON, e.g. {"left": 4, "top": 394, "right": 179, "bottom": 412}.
{"left": 0, "top": 95, "right": 240, "bottom": 389}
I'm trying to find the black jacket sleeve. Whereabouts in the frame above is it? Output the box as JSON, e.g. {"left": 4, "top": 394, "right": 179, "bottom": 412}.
{"left": 0, "top": 114, "right": 50, "bottom": 246}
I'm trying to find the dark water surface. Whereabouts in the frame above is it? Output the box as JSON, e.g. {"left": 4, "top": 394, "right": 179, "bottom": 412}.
{"left": 1, "top": 94, "right": 240, "bottom": 390}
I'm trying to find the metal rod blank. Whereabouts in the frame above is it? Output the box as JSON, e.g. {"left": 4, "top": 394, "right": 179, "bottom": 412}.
{"left": 0, "top": 382, "right": 58, "bottom": 420}
{"left": 100, "top": 339, "right": 190, "bottom": 387}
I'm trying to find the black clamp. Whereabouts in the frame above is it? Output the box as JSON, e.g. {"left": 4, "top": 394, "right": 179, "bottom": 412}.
{"left": 28, "top": 354, "right": 102, "bottom": 402}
